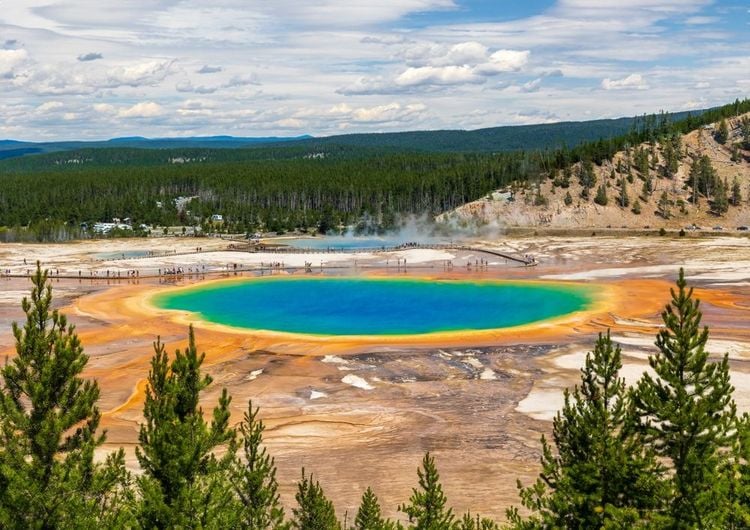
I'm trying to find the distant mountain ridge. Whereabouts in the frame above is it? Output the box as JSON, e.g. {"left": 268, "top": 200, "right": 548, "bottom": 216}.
{"left": 0, "top": 108, "right": 709, "bottom": 161}
{"left": 0, "top": 135, "right": 313, "bottom": 160}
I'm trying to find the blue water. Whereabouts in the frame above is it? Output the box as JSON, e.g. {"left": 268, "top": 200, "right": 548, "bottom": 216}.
{"left": 154, "top": 277, "right": 594, "bottom": 336}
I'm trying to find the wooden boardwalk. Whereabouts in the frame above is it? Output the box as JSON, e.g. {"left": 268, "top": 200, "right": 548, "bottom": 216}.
{"left": 249, "top": 243, "right": 537, "bottom": 266}
{"left": 1, "top": 242, "right": 535, "bottom": 281}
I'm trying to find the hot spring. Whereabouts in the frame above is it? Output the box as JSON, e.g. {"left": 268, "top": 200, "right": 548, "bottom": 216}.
{"left": 152, "top": 277, "right": 595, "bottom": 337}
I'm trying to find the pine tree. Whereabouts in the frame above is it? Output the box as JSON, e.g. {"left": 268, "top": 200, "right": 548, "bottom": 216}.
{"left": 399, "top": 453, "right": 455, "bottom": 530}
{"left": 635, "top": 147, "right": 650, "bottom": 178}
{"left": 578, "top": 159, "right": 596, "bottom": 193}
{"left": 731, "top": 144, "right": 742, "bottom": 163}
{"left": 318, "top": 207, "right": 336, "bottom": 235}
{"left": 292, "top": 470, "right": 339, "bottom": 530}
{"left": 741, "top": 116, "right": 750, "bottom": 148}
{"left": 135, "top": 326, "right": 238, "bottom": 529}
{"left": 458, "top": 512, "right": 498, "bottom": 530}
{"left": 231, "top": 400, "right": 286, "bottom": 529}
{"left": 507, "top": 332, "right": 666, "bottom": 529}
{"left": 712, "top": 178, "right": 729, "bottom": 215}
{"left": 689, "top": 155, "right": 717, "bottom": 202}
{"left": 658, "top": 190, "right": 671, "bottom": 219}
{"left": 632, "top": 199, "right": 641, "bottom": 215}
{"left": 731, "top": 177, "right": 742, "bottom": 207}
{"left": 561, "top": 165, "right": 571, "bottom": 188}
{"left": 718, "top": 414, "right": 750, "bottom": 528}
{"left": 618, "top": 177, "right": 630, "bottom": 208}
{"left": 662, "top": 136, "right": 680, "bottom": 178}
{"left": 0, "top": 263, "right": 130, "bottom": 529}
{"left": 633, "top": 269, "right": 736, "bottom": 528}
{"left": 563, "top": 191, "right": 573, "bottom": 206}
{"left": 594, "top": 184, "right": 608, "bottom": 206}
{"left": 354, "top": 488, "right": 396, "bottom": 530}
{"left": 641, "top": 175, "right": 653, "bottom": 198}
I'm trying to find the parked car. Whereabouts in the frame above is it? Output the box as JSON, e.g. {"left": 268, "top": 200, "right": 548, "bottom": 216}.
{"left": 738, "top": 226, "right": 749, "bottom": 231}
{"left": 713, "top": 226, "right": 724, "bottom": 231}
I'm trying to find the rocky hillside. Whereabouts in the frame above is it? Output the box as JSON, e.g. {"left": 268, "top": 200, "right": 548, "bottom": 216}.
{"left": 441, "top": 113, "right": 750, "bottom": 231}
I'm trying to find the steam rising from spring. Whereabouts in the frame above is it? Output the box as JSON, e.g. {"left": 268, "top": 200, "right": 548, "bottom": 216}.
{"left": 341, "top": 213, "right": 506, "bottom": 245}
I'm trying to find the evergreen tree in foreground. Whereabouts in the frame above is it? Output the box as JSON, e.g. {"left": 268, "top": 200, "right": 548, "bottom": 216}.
{"left": 507, "top": 331, "right": 666, "bottom": 529}
{"left": 399, "top": 453, "right": 455, "bottom": 530}
{"left": 292, "top": 469, "right": 340, "bottom": 530}
{"left": 231, "top": 400, "right": 287, "bottom": 530}
{"left": 721, "top": 413, "right": 750, "bottom": 528}
{"left": 633, "top": 268, "right": 736, "bottom": 527}
{"left": 0, "top": 263, "right": 129, "bottom": 529}
{"left": 354, "top": 487, "right": 396, "bottom": 530}
{"left": 458, "top": 512, "right": 498, "bottom": 530}
{"left": 136, "top": 326, "right": 237, "bottom": 529}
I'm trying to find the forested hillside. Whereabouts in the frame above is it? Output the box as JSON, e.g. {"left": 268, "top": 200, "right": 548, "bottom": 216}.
{"left": 446, "top": 104, "right": 750, "bottom": 231}
{"left": 0, "top": 100, "right": 747, "bottom": 241}
{"left": 0, "top": 108, "right": 707, "bottom": 162}
{"left": 0, "top": 135, "right": 311, "bottom": 160}
{"left": 286, "top": 110, "right": 703, "bottom": 153}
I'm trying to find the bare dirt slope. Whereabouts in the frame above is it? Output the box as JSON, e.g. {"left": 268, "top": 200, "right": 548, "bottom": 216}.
{"left": 441, "top": 113, "right": 750, "bottom": 230}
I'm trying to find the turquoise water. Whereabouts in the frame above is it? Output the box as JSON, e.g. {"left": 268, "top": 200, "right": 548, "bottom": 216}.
{"left": 154, "top": 277, "right": 594, "bottom": 336}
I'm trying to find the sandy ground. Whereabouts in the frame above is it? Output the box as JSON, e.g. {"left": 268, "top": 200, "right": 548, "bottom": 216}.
{"left": 1, "top": 235, "right": 750, "bottom": 522}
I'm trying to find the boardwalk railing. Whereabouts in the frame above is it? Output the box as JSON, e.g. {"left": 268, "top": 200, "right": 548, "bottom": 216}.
{"left": 246, "top": 243, "right": 537, "bottom": 266}
{"left": 1, "top": 243, "right": 536, "bottom": 281}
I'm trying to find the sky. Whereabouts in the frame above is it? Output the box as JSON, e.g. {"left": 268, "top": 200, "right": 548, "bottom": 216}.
{"left": 1, "top": 0, "right": 749, "bottom": 141}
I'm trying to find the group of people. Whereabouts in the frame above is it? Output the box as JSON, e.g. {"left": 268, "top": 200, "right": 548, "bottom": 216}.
{"left": 259, "top": 261, "right": 285, "bottom": 270}
{"left": 466, "top": 258, "right": 490, "bottom": 270}
{"left": 104, "top": 270, "right": 139, "bottom": 278}
{"left": 158, "top": 266, "right": 205, "bottom": 276}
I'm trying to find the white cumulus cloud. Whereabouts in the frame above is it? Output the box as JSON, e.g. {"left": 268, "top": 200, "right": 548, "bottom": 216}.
{"left": 35, "top": 101, "right": 64, "bottom": 113}
{"left": 0, "top": 49, "right": 29, "bottom": 78}
{"left": 340, "top": 44, "right": 530, "bottom": 93}
{"left": 117, "top": 101, "right": 164, "bottom": 118}
{"left": 395, "top": 65, "right": 480, "bottom": 87}
{"left": 93, "top": 103, "right": 116, "bottom": 114}
{"left": 475, "top": 50, "right": 531, "bottom": 75}
{"left": 350, "top": 102, "right": 426, "bottom": 122}
{"left": 440, "top": 41, "right": 488, "bottom": 65}
{"left": 104, "top": 60, "right": 175, "bottom": 88}
{"left": 601, "top": 73, "right": 649, "bottom": 90}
